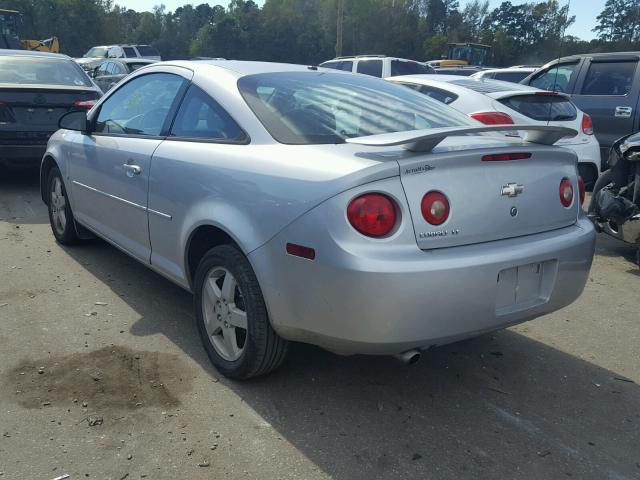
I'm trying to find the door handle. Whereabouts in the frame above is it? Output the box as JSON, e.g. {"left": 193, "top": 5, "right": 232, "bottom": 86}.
{"left": 123, "top": 163, "right": 141, "bottom": 177}
{"left": 615, "top": 106, "right": 632, "bottom": 118}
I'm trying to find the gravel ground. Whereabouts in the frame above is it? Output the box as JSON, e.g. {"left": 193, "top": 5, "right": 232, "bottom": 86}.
{"left": 1, "top": 168, "right": 638, "bottom": 480}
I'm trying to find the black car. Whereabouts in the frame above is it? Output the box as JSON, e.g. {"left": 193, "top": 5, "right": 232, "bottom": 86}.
{"left": 91, "top": 58, "right": 157, "bottom": 93}
{"left": 0, "top": 49, "right": 101, "bottom": 168}
{"left": 521, "top": 52, "right": 640, "bottom": 168}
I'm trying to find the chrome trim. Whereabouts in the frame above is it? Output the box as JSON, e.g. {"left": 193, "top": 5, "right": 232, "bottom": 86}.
{"left": 148, "top": 208, "right": 172, "bottom": 220}
{"left": 501, "top": 183, "right": 524, "bottom": 198}
{"left": 72, "top": 180, "right": 146, "bottom": 211}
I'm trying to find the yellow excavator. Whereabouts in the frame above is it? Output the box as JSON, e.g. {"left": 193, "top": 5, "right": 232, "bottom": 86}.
{"left": 0, "top": 9, "right": 60, "bottom": 53}
{"left": 427, "top": 43, "right": 492, "bottom": 68}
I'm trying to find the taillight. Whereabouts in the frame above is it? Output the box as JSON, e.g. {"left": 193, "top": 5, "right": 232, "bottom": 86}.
{"left": 73, "top": 100, "right": 97, "bottom": 109}
{"left": 421, "top": 191, "right": 450, "bottom": 225}
{"left": 578, "top": 176, "right": 586, "bottom": 205}
{"left": 469, "top": 111, "right": 514, "bottom": 125}
{"left": 482, "top": 152, "right": 532, "bottom": 161}
{"left": 581, "top": 113, "right": 593, "bottom": 135}
{"left": 347, "top": 193, "right": 397, "bottom": 237}
{"left": 559, "top": 177, "right": 574, "bottom": 207}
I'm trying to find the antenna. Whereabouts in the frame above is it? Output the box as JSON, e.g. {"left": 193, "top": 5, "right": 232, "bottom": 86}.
{"left": 548, "top": 0, "right": 572, "bottom": 124}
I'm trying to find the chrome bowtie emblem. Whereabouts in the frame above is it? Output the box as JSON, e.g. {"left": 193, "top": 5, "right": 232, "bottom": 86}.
{"left": 501, "top": 183, "right": 524, "bottom": 197}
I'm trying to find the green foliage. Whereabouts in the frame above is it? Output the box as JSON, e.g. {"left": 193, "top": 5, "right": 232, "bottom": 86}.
{"left": 3, "top": 0, "right": 638, "bottom": 66}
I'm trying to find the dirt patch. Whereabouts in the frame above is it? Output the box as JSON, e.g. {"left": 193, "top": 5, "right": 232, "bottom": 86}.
{"left": 5, "top": 345, "right": 192, "bottom": 410}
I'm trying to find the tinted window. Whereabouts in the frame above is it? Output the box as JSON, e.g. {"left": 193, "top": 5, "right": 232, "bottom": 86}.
{"left": 336, "top": 61, "right": 353, "bottom": 71}
{"left": 95, "top": 62, "right": 109, "bottom": 76}
{"left": 499, "top": 95, "right": 577, "bottom": 121}
{"left": 414, "top": 85, "right": 458, "bottom": 104}
{"left": 123, "top": 47, "right": 136, "bottom": 58}
{"left": 0, "top": 57, "right": 92, "bottom": 87}
{"left": 581, "top": 61, "right": 636, "bottom": 96}
{"left": 94, "top": 73, "right": 185, "bottom": 136}
{"left": 136, "top": 45, "right": 160, "bottom": 57}
{"left": 112, "top": 62, "right": 127, "bottom": 75}
{"left": 105, "top": 63, "right": 116, "bottom": 75}
{"left": 357, "top": 60, "right": 383, "bottom": 77}
{"left": 321, "top": 62, "right": 339, "bottom": 70}
{"left": 529, "top": 63, "right": 578, "bottom": 93}
{"left": 493, "top": 71, "right": 531, "bottom": 83}
{"left": 171, "top": 86, "right": 245, "bottom": 142}
{"left": 390, "top": 60, "right": 434, "bottom": 76}
{"left": 128, "top": 62, "right": 152, "bottom": 72}
{"left": 238, "top": 72, "right": 474, "bottom": 145}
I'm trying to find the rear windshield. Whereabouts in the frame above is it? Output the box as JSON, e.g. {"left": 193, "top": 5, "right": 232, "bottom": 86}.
{"left": 493, "top": 71, "right": 532, "bottom": 83}
{"left": 128, "top": 62, "right": 152, "bottom": 71}
{"left": 238, "top": 72, "right": 474, "bottom": 145}
{"left": 84, "top": 47, "right": 108, "bottom": 58}
{"left": 136, "top": 45, "right": 160, "bottom": 57}
{"left": 390, "top": 60, "right": 434, "bottom": 76}
{"left": 0, "top": 57, "right": 92, "bottom": 87}
{"left": 449, "top": 78, "right": 529, "bottom": 93}
{"left": 499, "top": 95, "right": 577, "bottom": 121}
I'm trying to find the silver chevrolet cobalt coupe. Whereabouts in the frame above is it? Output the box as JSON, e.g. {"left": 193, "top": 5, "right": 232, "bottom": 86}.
{"left": 42, "top": 61, "right": 595, "bottom": 379}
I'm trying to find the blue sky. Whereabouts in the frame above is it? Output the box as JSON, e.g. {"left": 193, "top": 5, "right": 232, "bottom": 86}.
{"left": 122, "top": 0, "right": 606, "bottom": 41}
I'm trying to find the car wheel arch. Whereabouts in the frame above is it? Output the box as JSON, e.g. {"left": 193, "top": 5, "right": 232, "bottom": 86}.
{"left": 40, "top": 155, "right": 60, "bottom": 205}
{"left": 184, "top": 223, "right": 248, "bottom": 290}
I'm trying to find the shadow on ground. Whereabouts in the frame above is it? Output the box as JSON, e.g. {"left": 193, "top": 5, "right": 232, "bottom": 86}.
{"left": 58, "top": 237, "right": 640, "bottom": 480}
{"left": 0, "top": 167, "right": 46, "bottom": 225}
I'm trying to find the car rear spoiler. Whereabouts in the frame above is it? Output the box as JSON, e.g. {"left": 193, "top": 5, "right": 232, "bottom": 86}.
{"left": 345, "top": 125, "right": 577, "bottom": 152}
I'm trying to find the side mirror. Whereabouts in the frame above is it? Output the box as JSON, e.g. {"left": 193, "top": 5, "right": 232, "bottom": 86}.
{"left": 59, "top": 111, "right": 89, "bottom": 133}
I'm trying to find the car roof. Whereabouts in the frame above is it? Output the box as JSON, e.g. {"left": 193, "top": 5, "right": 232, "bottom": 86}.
{"left": 478, "top": 67, "right": 537, "bottom": 74}
{"left": 547, "top": 51, "right": 640, "bottom": 66}
{"left": 164, "top": 60, "right": 331, "bottom": 78}
{"left": 111, "top": 58, "right": 158, "bottom": 64}
{"left": 0, "top": 49, "right": 72, "bottom": 60}
{"left": 321, "top": 56, "right": 424, "bottom": 63}
{"left": 388, "top": 74, "right": 541, "bottom": 95}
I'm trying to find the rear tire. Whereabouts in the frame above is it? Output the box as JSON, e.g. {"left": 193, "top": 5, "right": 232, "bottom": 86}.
{"left": 47, "top": 167, "right": 80, "bottom": 245}
{"left": 194, "top": 244, "right": 288, "bottom": 379}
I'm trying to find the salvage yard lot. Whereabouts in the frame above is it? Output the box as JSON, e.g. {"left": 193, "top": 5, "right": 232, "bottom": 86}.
{"left": 0, "top": 169, "right": 638, "bottom": 480}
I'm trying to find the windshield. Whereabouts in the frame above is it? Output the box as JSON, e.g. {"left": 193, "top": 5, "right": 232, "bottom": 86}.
{"left": 238, "top": 72, "right": 474, "bottom": 145}
{"left": 0, "top": 57, "right": 92, "bottom": 87}
{"left": 84, "top": 47, "right": 108, "bottom": 58}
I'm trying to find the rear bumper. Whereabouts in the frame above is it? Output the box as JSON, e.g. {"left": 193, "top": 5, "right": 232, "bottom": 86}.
{"left": 250, "top": 217, "right": 596, "bottom": 355}
{"left": 0, "top": 145, "right": 46, "bottom": 167}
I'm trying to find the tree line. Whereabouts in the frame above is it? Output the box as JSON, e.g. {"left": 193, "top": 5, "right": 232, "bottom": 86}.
{"left": 3, "top": 0, "right": 639, "bottom": 67}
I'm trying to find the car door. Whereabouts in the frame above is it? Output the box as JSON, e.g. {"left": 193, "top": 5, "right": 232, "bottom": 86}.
{"left": 68, "top": 69, "right": 191, "bottom": 262}
{"left": 570, "top": 55, "right": 640, "bottom": 163}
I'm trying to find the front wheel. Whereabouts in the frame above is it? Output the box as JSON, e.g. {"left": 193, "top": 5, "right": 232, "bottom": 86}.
{"left": 194, "top": 245, "right": 288, "bottom": 379}
{"left": 47, "top": 167, "right": 80, "bottom": 245}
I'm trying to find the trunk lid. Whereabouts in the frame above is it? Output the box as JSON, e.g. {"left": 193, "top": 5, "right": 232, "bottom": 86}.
{"left": 397, "top": 139, "right": 579, "bottom": 249}
{"left": 0, "top": 86, "right": 98, "bottom": 134}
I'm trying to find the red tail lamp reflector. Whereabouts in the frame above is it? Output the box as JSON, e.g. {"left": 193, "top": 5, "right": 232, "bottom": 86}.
{"left": 469, "top": 111, "right": 514, "bottom": 125}
{"left": 582, "top": 113, "right": 594, "bottom": 135}
{"left": 421, "top": 191, "right": 450, "bottom": 225}
{"left": 578, "top": 176, "right": 586, "bottom": 205}
{"left": 482, "top": 152, "right": 532, "bottom": 162}
{"left": 73, "top": 100, "right": 97, "bottom": 109}
{"left": 559, "top": 177, "right": 574, "bottom": 207}
{"left": 286, "top": 243, "right": 316, "bottom": 260}
{"left": 347, "top": 193, "right": 397, "bottom": 237}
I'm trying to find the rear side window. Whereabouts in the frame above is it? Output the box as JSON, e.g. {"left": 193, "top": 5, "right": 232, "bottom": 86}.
{"left": 499, "top": 95, "right": 577, "bottom": 121}
{"left": 170, "top": 86, "right": 246, "bottom": 142}
{"left": 390, "top": 60, "right": 434, "bottom": 76}
{"left": 357, "top": 60, "right": 383, "bottom": 77}
{"left": 320, "top": 61, "right": 353, "bottom": 71}
{"left": 401, "top": 83, "right": 458, "bottom": 105}
{"left": 581, "top": 61, "right": 636, "bottom": 96}
{"left": 136, "top": 45, "right": 160, "bottom": 57}
{"left": 321, "top": 61, "right": 340, "bottom": 70}
{"left": 529, "top": 63, "right": 578, "bottom": 93}
{"left": 123, "top": 47, "right": 136, "bottom": 58}
{"left": 493, "top": 71, "right": 531, "bottom": 83}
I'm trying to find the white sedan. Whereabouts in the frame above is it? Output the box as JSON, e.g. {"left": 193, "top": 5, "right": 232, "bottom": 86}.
{"left": 388, "top": 74, "right": 601, "bottom": 188}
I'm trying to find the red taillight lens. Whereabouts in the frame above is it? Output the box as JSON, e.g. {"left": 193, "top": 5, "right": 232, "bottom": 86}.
{"left": 469, "top": 111, "right": 514, "bottom": 125}
{"left": 347, "top": 193, "right": 397, "bottom": 237}
{"left": 578, "top": 176, "right": 586, "bottom": 205}
{"left": 559, "top": 177, "right": 574, "bottom": 207}
{"left": 421, "top": 191, "right": 450, "bottom": 225}
{"left": 581, "top": 113, "right": 593, "bottom": 135}
{"left": 73, "top": 100, "right": 97, "bottom": 109}
{"left": 482, "top": 152, "right": 532, "bottom": 162}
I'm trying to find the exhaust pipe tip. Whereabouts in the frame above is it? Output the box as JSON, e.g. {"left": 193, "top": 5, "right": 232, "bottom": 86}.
{"left": 392, "top": 349, "right": 421, "bottom": 365}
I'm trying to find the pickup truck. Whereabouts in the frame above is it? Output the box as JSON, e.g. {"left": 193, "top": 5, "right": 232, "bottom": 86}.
{"left": 521, "top": 52, "right": 640, "bottom": 169}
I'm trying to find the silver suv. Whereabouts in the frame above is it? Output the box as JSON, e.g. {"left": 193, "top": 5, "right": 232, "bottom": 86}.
{"left": 76, "top": 44, "right": 161, "bottom": 71}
